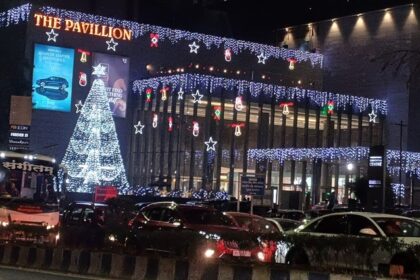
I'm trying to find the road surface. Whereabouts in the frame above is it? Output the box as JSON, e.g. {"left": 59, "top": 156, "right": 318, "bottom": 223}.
{"left": 0, "top": 266, "right": 108, "bottom": 280}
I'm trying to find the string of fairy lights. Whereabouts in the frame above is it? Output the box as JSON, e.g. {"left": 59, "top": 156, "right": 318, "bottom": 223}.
{"left": 247, "top": 147, "right": 420, "bottom": 176}
{"left": 0, "top": 4, "right": 323, "bottom": 68}
{"left": 132, "top": 73, "right": 388, "bottom": 114}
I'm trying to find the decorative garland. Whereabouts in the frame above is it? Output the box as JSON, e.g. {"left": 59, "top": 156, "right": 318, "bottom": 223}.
{"left": 248, "top": 147, "right": 420, "bottom": 175}
{"left": 0, "top": 4, "right": 322, "bottom": 67}
{"left": 133, "top": 74, "right": 388, "bottom": 114}
{"left": 0, "top": 3, "right": 31, "bottom": 27}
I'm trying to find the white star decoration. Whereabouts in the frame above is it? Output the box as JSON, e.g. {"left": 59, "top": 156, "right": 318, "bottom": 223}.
{"left": 368, "top": 109, "right": 377, "bottom": 123}
{"left": 257, "top": 52, "right": 268, "bottom": 64}
{"left": 75, "top": 100, "right": 83, "bottom": 113}
{"left": 192, "top": 89, "right": 204, "bottom": 103}
{"left": 92, "top": 64, "right": 107, "bottom": 76}
{"left": 205, "top": 137, "right": 217, "bottom": 152}
{"left": 106, "top": 38, "right": 118, "bottom": 51}
{"left": 46, "top": 29, "right": 59, "bottom": 42}
{"left": 134, "top": 121, "right": 145, "bottom": 134}
{"left": 189, "top": 41, "right": 200, "bottom": 54}
{"left": 178, "top": 88, "right": 185, "bottom": 100}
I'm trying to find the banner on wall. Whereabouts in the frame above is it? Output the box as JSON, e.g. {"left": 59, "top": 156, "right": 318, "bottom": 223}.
{"left": 92, "top": 53, "right": 130, "bottom": 118}
{"left": 32, "top": 44, "right": 75, "bottom": 112}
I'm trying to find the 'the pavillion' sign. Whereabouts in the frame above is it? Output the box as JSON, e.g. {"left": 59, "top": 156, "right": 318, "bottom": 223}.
{"left": 34, "top": 14, "right": 133, "bottom": 41}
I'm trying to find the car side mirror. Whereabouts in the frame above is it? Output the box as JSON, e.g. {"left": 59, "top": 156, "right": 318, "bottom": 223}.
{"left": 359, "top": 228, "right": 377, "bottom": 236}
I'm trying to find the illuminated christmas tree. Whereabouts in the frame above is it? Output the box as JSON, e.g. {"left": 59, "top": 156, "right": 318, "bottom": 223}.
{"left": 61, "top": 79, "right": 130, "bottom": 193}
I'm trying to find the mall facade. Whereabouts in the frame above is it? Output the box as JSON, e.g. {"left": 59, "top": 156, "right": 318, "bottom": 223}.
{"left": 3, "top": 3, "right": 419, "bottom": 208}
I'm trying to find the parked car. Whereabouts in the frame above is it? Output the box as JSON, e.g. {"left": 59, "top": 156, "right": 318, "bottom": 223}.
{"left": 402, "top": 209, "right": 420, "bottom": 221}
{"left": 267, "top": 218, "right": 303, "bottom": 232}
{"left": 60, "top": 201, "right": 108, "bottom": 248}
{"left": 126, "top": 202, "right": 268, "bottom": 262}
{"left": 267, "top": 209, "right": 306, "bottom": 221}
{"left": 284, "top": 212, "right": 420, "bottom": 276}
{"left": 60, "top": 200, "right": 134, "bottom": 249}
{"left": 225, "top": 211, "right": 281, "bottom": 262}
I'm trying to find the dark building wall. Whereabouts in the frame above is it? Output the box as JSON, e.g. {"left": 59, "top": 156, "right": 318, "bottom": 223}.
{"left": 0, "top": 25, "right": 28, "bottom": 150}
{"left": 280, "top": 4, "right": 420, "bottom": 151}
{"left": 1, "top": 4, "right": 322, "bottom": 186}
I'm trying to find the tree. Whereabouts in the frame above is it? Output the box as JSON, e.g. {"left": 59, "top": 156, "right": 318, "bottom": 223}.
{"left": 61, "top": 79, "right": 130, "bottom": 193}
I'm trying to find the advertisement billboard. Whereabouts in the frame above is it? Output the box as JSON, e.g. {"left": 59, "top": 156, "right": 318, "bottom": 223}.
{"left": 92, "top": 53, "right": 130, "bottom": 118}
{"left": 32, "top": 44, "right": 75, "bottom": 112}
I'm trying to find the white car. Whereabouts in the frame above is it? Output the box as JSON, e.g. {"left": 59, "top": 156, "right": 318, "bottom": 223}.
{"left": 283, "top": 212, "right": 420, "bottom": 276}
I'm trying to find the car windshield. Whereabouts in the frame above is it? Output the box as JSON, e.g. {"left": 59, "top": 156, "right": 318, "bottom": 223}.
{"left": 373, "top": 218, "right": 420, "bottom": 237}
{"left": 234, "top": 216, "right": 280, "bottom": 234}
{"left": 181, "top": 209, "right": 236, "bottom": 226}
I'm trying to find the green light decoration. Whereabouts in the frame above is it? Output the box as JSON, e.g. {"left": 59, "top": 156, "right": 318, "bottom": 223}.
{"left": 61, "top": 79, "right": 130, "bottom": 193}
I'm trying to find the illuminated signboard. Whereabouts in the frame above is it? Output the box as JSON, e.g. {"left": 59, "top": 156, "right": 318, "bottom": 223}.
{"left": 34, "top": 14, "right": 132, "bottom": 41}
{"left": 92, "top": 53, "right": 130, "bottom": 118}
{"left": 32, "top": 44, "right": 75, "bottom": 112}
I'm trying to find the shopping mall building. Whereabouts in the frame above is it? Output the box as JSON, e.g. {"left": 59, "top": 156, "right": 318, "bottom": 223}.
{"left": 0, "top": 3, "right": 419, "bottom": 208}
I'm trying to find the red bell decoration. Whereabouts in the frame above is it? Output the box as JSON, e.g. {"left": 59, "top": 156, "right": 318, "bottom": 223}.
{"left": 279, "top": 102, "right": 294, "bottom": 115}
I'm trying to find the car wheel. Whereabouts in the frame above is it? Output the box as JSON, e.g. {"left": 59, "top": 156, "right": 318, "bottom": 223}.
{"left": 286, "top": 247, "right": 309, "bottom": 266}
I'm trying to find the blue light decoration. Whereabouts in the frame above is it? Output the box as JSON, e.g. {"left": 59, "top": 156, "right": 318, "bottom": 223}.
{"left": 192, "top": 189, "right": 229, "bottom": 200}
{"left": 391, "top": 183, "right": 405, "bottom": 199}
{"left": 134, "top": 186, "right": 160, "bottom": 197}
{"left": 0, "top": 4, "right": 322, "bottom": 67}
{"left": 0, "top": 4, "right": 31, "bottom": 27}
{"left": 133, "top": 74, "right": 388, "bottom": 114}
{"left": 248, "top": 147, "right": 420, "bottom": 176}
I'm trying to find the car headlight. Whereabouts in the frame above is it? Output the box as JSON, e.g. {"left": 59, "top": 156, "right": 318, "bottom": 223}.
{"left": 1, "top": 222, "right": 8, "bottom": 227}
{"left": 204, "top": 248, "right": 215, "bottom": 258}
{"left": 108, "top": 235, "right": 117, "bottom": 242}
{"left": 257, "top": 251, "right": 265, "bottom": 261}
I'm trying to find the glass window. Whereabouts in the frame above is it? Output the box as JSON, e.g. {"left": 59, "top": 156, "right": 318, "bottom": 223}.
{"left": 348, "top": 215, "right": 379, "bottom": 235}
{"left": 373, "top": 218, "right": 420, "bottom": 237}
{"left": 144, "top": 208, "right": 163, "bottom": 221}
{"left": 180, "top": 209, "right": 236, "bottom": 226}
{"left": 69, "top": 207, "right": 83, "bottom": 222}
{"left": 303, "top": 215, "right": 347, "bottom": 234}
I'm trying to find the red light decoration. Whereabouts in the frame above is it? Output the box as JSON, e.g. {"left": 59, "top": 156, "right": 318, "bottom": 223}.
{"left": 327, "top": 101, "right": 334, "bottom": 115}
{"left": 287, "top": 57, "right": 297, "bottom": 70}
{"left": 160, "top": 86, "right": 170, "bottom": 101}
{"left": 192, "top": 121, "right": 199, "bottom": 137}
{"left": 150, "top": 33, "right": 159, "bottom": 47}
{"left": 213, "top": 106, "right": 222, "bottom": 121}
{"left": 168, "top": 117, "right": 173, "bottom": 132}
{"left": 146, "top": 88, "right": 153, "bottom": 103}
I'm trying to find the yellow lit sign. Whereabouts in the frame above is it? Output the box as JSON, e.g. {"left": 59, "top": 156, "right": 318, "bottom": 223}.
{"left": 34, "top": 14, "right": 133, "bottom": 41}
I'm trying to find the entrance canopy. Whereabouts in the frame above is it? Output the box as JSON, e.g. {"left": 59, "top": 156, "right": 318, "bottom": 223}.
{"left": 248, "top": 147, "right": 420, "bottom": 176}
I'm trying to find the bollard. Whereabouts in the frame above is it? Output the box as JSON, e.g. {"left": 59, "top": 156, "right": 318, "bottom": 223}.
{"left": 131, "top": 256, "right": 148, "bottom": 280}
{"left": 217, "top": 263, "right": 234, "bottom": 280}
{"left": 50, "top": 247, "right": 64, "bottom": 270}
{"left": 109, "top": 254, "right": 125, "bottom": 278}
{"left": 68, "top": 249, "right": 82, "bottom": 274}
{"left": 251, "top": 265, "right": 270, "bottom": 280}
{"left": 290, "top": 270, "right": 309, "bottom": 280}
{"left": 1, "top": 244, "right": 13, "bottom": 265}
{"left": 16, "top": 246, "right": 30, "bottom": 267}
{"left": 157, "top": 258, "right": 176, "bottom": 280}
{"left": 87, "top": 252, "right": 103, "bottom": 276}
